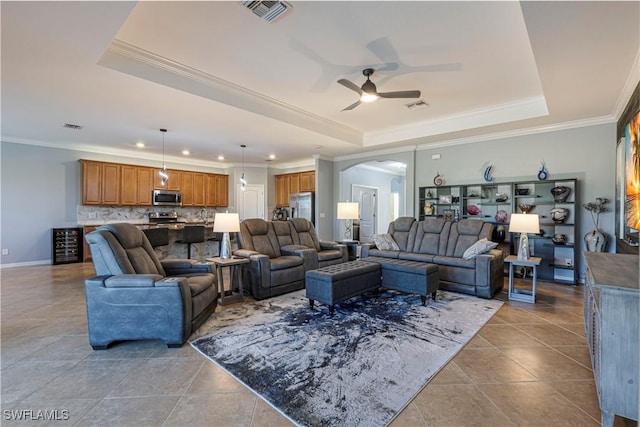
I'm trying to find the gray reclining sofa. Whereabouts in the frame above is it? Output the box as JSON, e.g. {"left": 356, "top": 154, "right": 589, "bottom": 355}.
{"left": 361, "top": 217, "right": 504, "bottom": 298}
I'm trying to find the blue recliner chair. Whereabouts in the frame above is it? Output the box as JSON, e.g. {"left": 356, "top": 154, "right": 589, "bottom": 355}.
{"left": 84, "top": 223, "right": 217, "bottom": 349}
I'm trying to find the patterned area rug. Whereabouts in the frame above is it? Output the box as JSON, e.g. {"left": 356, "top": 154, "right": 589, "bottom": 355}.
{"left": 191, "top": 289, "right": 502, "bottom": 427}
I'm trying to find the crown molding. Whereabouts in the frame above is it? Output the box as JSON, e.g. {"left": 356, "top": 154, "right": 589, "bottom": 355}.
{"left": 363, "top": 96, "right": 549, "bottom": 147}
{"left": 100, "top": 39, "right": 363, "bottom": 146}
{"left": 333, "top": 144, "right": 416, "bottom": 163}
{"left": 613, "top": 49, "right": 640, "bottom": 120}
{"left": 414, "top": 115, "right": 615, "bottom": 151}
{"left": 1, "top": 136, "right": 228, "bottom": 169}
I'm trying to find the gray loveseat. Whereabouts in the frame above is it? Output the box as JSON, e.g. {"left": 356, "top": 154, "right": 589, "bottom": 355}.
{"left": 235, "top": 218, "right": 347, "bottom": 300}
{"left": 361, "top": 217, "right": 504, "bottom": 298}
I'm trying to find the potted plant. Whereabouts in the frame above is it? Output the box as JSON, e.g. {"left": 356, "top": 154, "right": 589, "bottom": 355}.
{"left": 583, "top": 197, "right": 610, "bottom": 252}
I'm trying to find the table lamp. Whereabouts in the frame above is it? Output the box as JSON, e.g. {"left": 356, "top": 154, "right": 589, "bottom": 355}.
{"left": 337, "top": 202, "right": 359, "bottom": 240}
{"left": 509, "top": 213, "right": 540, "bottom": 260}
{"left": 213, "top": 213, "right": 240, "bottom": 259}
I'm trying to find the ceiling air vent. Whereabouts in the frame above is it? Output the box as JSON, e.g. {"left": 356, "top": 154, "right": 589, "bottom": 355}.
{"left": 243, "top": 1, "right": 292, "bottom": 23}
{"left": 405, "top": 100, "right": 430, "bottom": 111}
{"left": 63, "top": 123, "right": 83, "bottom": 130}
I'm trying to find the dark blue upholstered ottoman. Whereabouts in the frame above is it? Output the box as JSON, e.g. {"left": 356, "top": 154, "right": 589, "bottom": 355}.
{"left": 365, "top": 257, "right": 440, "bottom": 305}
{"left": 305, "top": 261, "right": 382, "bottom": 315}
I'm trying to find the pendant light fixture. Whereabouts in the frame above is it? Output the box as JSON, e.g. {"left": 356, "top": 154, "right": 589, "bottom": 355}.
{"left": 159, "top": 128, "right": 169, "bottom": 186}
{"left": 240, "top": 144, "right": 247, "bottom": 191}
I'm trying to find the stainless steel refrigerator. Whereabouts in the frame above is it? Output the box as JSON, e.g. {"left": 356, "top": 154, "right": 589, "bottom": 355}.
{"left": 289, "top": 192, "right": 315, "bottom": 223}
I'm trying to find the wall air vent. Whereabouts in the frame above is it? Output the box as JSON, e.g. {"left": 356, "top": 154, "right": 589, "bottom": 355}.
{"left": 63, "top": 123, "right": 83, "bottom": 130}
{"left": 243, "top": 1, "right": 292, "bottom": 23}
{"left": 405, "top": 100, "right": 430, "bottom": 111}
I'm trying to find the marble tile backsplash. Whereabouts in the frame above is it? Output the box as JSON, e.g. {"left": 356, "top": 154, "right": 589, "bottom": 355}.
{"left": 77, "top": 206, "right": 223, "bottom": 225}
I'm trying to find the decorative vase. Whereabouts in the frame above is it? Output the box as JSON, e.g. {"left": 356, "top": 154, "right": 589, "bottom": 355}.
{"left": 423, "top": 203, "right": 434, "bottom": 216}
{"left": 550, "top": 208, "right": 569, "bottom": 223}
{"left": 584, "top": 229, "right": 608, "bottom": 252}
{"left": 550, "top": 186, "right": 572, "bottom": 202}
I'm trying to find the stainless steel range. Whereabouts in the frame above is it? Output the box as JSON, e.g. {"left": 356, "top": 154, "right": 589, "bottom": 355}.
{"left": 148, "top": 211, "right": 184, "bottom": 224}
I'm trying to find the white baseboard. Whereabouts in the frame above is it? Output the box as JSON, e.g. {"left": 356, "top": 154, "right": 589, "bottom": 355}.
{"left": 0, "top": 259, "right": 52, "bottom": 269}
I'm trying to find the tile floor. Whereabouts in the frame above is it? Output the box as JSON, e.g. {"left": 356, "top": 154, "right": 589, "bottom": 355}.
{"left": 1, "top": 263, "right": 637, "bottom": 426}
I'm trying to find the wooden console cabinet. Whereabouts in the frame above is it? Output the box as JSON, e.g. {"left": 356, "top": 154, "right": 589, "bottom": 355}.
{"left": 583, "top": 252, "right": 638, "bottom": 426}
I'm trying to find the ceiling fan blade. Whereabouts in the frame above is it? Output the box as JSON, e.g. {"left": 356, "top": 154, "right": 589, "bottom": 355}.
{"left": 337, "top": 79, "right": 362, "bottom": 95}
{"left": 367, "top": 37, "right": 400, "bottom": 65}
{"left": 342, "top": 100, "right": 362, "bottom": 111}
{"left": 378, "top": 90, "right": 421, "bottom": 99}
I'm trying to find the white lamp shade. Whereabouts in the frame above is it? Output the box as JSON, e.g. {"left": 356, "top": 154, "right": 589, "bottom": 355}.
{"left": 213, "top": 213, "right": 240, "bottom": 232}
{"left": 337, "top": 202, "right": 359, "bottom": 220}
{"left": 509, "top": 214, "right": 540, "bottom": 234}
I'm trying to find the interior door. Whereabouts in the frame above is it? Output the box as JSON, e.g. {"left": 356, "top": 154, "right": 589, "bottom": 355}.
{"left": 352, "top": 185, "right": 377, "bottom": 242}
{"left": 237, "top": 184, "right": 265, "bottom": 221}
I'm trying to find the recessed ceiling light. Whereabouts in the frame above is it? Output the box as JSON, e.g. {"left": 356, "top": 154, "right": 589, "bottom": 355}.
{"left": 269, "top": 154, "right": 276, "bottom": 160}
{"left": 182, "top": 150, "right": 190, "bottom": 156}
{"left": 217, "top": 155, "right": 225, "bottom": 161}
{"left": 136, "top": 142, "right": 145, "bottom": 148}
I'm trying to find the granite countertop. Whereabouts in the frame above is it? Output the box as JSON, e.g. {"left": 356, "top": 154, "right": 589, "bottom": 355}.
{"left": 80, "top": 221, "right": 215, "bottom": 230}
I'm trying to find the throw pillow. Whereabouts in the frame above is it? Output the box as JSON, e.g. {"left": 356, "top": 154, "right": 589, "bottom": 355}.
{"left": 462, "top": 238, "right": 499, "bottom": 260}
{"left": 372, "top": 233, "right": 400, "bottom": 251}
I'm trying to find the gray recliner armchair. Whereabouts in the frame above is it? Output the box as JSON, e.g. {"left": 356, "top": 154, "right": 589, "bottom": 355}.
{"left": 288, "top": 218, "right": 348, "bottom": 269}
{"left": 84, "top": 223, "right": 218, "bottom": 349}
{"left": 235, "top": 218, "right": 313, "bottom": 300}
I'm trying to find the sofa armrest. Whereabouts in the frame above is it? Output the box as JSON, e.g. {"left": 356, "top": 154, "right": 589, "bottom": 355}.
{"left": 233, "top": 249, "right": 260, "bottom": 258}
{"left": 360, "top": 243, "right": 375, "bottom": 258}
{"left": 161, "top": 259, "right": 213, "bottom": 275}
{"left": 281, "top": 245, "right": 318, "bottom": 271}
{"left": 474, "top": 249, "right": 505, "bottom": 298}
{"left": 103, "top": 274, "right": 164, "bottom": 288}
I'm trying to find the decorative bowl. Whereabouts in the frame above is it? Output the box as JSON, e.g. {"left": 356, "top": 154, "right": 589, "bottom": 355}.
{"left": 550, "top": 186, "right": 572, "bottom": 202}
{"left": 495, "top": 193, "right": 508, "bottom": 203}
{"left": 519, "top": 204, "right": 535, "bottom": 213}
{"left": 467, "top": 205, "right": 481, "bottom": 215}
{"left": 515, "top": 188, "right": 530, "bottom": 196}
{"left": 550, "top": 208, "right": 569, "bottom": 223}
{"left": 495, "top": 209, "right": 508, "bottom": 223}
{"left": 552, "top": 233, "right": 567, "bottom": 244}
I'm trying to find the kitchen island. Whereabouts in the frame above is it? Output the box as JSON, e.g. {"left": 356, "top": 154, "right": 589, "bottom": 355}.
{"left": 82, "top": 222, "right": 224, "bottom": 261}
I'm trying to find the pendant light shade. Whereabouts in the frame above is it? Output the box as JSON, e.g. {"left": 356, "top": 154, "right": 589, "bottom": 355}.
{"left": 159, "top": 129, "right": 169, "bottom": 186}
{"left": 240, "top": 144, "right": 247, "bottom": 191}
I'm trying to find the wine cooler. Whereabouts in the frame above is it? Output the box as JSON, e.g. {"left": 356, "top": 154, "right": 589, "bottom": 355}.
{"left": 52, "top": 227, "right": 83, "bottom": 265}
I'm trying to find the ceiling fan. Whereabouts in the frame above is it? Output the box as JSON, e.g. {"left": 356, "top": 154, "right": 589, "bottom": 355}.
{"left": 337, "top": 68, "right": 421, "bottom": 111}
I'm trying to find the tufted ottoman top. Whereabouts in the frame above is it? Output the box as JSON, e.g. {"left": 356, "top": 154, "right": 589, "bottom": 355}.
{"left": 306, "top": 260, "right": 380, "bottom": 281}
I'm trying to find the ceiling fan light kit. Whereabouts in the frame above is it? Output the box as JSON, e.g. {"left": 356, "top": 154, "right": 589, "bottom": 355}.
{"left": 338, "top": 68, "right": 421, "bottom": 111}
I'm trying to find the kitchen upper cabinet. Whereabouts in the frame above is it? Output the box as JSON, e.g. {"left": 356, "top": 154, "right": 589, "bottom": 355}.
{"left": 206, "top": 174, "right": 229, "bottom": 207}
{"left": 300, "top": 171, "right": 315, "bottom": 192}
{"left": 181, "top": 172, "right": 206, "bottom": 207}
{"left": 274, "top": 170, "right": 315, "bottom": 207}
{"left": 81, "top": 160, "right": 120, "bottom": 205}
{"left": 290, "top": 173, "right": 300, "bottom": 194}
{"left": 81, "top": 159, "right": 228, "bottom": 207}
{"left": 275, "top": 174, "right": 290, "bottom": 207}
{"left": 153, "top": 168, "right": 181, "bottom": 191}
{"left": 121, "top": 165, "right": 153, "bottom": 206}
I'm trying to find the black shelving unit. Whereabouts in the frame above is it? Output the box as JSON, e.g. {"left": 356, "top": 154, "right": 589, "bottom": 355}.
{"left": 52, "top": 228, "right": 83, "bottom": 265}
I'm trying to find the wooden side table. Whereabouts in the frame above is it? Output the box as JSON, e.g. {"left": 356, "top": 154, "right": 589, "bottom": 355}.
{"left": 505, "top": 255, "right": 542, "bottom": 303}
{"left": 206, "top": 257, "right": 250, "bottom": 305}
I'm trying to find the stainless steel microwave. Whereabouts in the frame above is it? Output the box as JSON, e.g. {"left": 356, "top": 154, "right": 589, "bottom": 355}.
{"left": 152, "top": 190, "right": 182, "bottom": 206}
